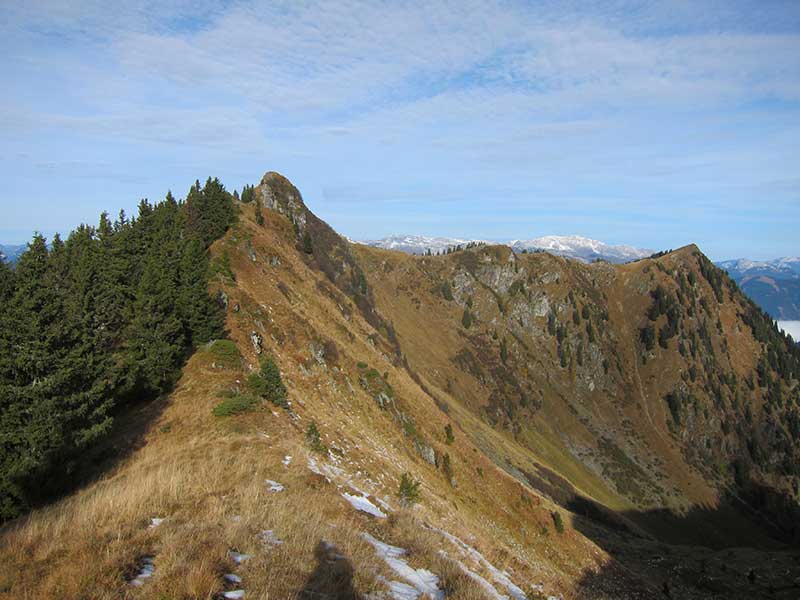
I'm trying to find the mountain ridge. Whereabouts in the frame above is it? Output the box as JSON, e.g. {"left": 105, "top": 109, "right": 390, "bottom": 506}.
{"left": 1, "top": 171, "right": 799, "bottom": 599}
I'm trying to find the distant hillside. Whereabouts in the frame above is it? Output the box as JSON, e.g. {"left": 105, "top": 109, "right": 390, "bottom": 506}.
{"left": 363, "top": 233, "right": 651, "bottom": 263}
{"left": 718, "top": 257, "right": 800, "bottom": 319}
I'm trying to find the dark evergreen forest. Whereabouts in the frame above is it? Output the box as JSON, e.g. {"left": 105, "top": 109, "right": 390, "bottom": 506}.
{"left": 0, "top": 177, "right": 236, "bottom": 520}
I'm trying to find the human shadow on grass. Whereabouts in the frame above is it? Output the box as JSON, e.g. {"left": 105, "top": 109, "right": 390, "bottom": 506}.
{"left": 298, "top": 540, "right": 362, "bottom": 600}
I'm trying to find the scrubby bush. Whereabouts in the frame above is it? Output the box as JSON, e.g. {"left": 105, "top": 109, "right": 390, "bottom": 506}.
{"left": 442, "top": 453, "right": 454, "bottom": 485}
{"left": 302, "top": 230, "right": 313, "bottom": 254}
{"left": 397, "top": 472, "right": 421, "bottom": 506}
{"left": 248, "top": 356, "right": 288, "bottom": 407}
{"left": 640, "top": 324, "right": 656, "bottom": 351}
{"left": 441, "top": 280, "right": 454, "bottom": 301}
{"left": 212, "top": 392, "right": 259, "bottom": 416}
{"left": 306, "top": 421, "right": 327, "bottom": 453}
{"left": 551, "top": 510, "right": 565, "bottom": 534}
{"left": 207, "top": 339, "right": 242, "bottom": 368}
{"left": 444, "top": 423, "right": 454, "bottom": 444}
{"left": 210, "top": 250, "right": 235, "bottom": 281}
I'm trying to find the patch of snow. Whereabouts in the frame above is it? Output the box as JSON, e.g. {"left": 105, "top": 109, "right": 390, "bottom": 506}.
{"left": 439, "top": 550, "right": 506, "bottom": 600}
{"left": 130, "top": 556, "right": 155, "bottom": 586}
{"left": 149, "top": 517, "right": 164, "bottom": 528}
{"left": 362, "top": 532, "right": 443, "bottom": 600}
{"left": 228, "top": 551, "right": 252, "bottom": 564}
{"left": 431, "top": 527, "right": 532, "bottom": 599}
{"left": 224, "top": 573, "right": 243, "bottom": 583}
{"left": 283, "top": 455, "right": 292, "bottom": 467}
{"left": 223, "top": 591, "right": 245, "bottom": 599}
{"left": 342, "top": 493, "right": 387, "bottom": 518}
{"left": 387, "top": 579, "right": 422, "bottom": 600}
{"left": 307, "top": 456, "right": 345, "bottom": 481}
{"left": 265, "top": 479, "right": 285, "bottom": 492}
{"left": 258, "top": 530, "right": 284, "bottom": 547}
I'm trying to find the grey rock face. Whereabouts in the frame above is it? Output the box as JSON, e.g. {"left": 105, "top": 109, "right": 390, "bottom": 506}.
{"left": 452, "top": 269, "right": 476, "bottom": 305}
{"left": 256, "top": 174, "right": 308, "bottom": 232}
{"left": 476, "top": 260, "right": 518, "bottom": 295}
{"left": 309, "top": 342, "right": 326, "bottom": 366}
{"left": 245, "top": 240, "right": 257, "bottom": 262}
{"left": 413, "top": 439, "right": 437, "bottom": 466}
{"left": 217, "top": 290, "right": 229, "bottom": 308}
{"left": 250, "top": 331, "right": 263, "bottom": 355}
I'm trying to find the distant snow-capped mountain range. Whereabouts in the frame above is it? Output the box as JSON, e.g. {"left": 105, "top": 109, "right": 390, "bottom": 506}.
{"left": 359, "top": 234, "right": 653, "bottom": 264}
{"left": 357, "top": 235, "right": 493, "bottom": 256}
{"left": 0, "top": 244, "right": 25, "bottom": 265}
{"left": 716, "top": 257, "right": 800, "bottom": 279}
{"left": 716, "top": 257, "right": 800, "bottom": 320}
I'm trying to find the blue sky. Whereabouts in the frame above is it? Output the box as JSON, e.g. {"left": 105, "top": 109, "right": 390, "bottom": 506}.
{"left": 1, "top": 1, "right": 799, "bottom": 260}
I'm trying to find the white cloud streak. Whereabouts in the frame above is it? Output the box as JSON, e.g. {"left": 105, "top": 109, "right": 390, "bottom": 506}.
{"left": 1, "top": 1, "right": 798, "bottom": 257}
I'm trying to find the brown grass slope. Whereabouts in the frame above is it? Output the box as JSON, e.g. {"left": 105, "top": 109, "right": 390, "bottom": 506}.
{"left": 1, "top": 172, "right": 798, "bottom": 599}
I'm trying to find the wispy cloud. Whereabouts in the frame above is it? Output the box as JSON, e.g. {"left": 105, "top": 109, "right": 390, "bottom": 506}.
{"left": 1, "top": 1, "right": 798, "bottom": 258}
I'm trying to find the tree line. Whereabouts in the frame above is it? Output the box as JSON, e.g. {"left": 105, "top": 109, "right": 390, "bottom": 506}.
{"left": 0, "top": 177, "right": 236, "bottom": 520}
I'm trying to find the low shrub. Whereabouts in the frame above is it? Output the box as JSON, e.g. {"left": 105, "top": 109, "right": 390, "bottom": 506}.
{"left": 212, "top": 393, "right": 259, "bottom": 417}
{"left": 397, "top": 472, "right": 421, "bottom": 506}
{"left": 207, "top": 339, "right": 242, "bottom": 368}
{"left": 306, "top": 421, "right": 327, "bottom": 453}
{"left": 248, "top": 356, "right": 288, "bottom": 407}
{"left": 551, "top": 510, "right": 565, "bottom": 534}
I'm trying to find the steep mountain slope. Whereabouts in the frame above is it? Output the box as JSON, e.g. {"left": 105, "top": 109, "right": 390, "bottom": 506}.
{"left": 1, "top": 172, "right": 798, "bottom": 599}
{"left": 718, "top": 258, "right": 800, "bottom": 320}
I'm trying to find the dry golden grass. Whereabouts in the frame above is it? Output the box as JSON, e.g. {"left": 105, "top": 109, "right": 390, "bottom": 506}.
{"left": 0, "top": 200, "right": 621, "bottom": 600}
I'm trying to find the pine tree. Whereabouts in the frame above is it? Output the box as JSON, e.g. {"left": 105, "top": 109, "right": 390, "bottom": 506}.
{"left": 0, "top": 259, "right": 14, "bottom": 303}
{"left": 0, "top": 176, "right": 238, "bottom": 520}
{"left": 126, "top": 249, "right": 185, "bottom": 395}
{"left": 177, "top": 238, "right": 224, "bottom": 346}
